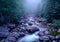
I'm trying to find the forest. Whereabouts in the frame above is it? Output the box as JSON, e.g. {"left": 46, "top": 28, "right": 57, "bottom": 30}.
{"left": 0, "top": 0, "right": 60, "bottom": 42}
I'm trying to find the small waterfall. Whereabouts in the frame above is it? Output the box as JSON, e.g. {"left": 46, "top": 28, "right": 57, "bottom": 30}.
{"left": 17, "top": 0, "right": 49, "bottom": 42}
{"left": 17, "top": 31, "right": 39, "bottom": 42}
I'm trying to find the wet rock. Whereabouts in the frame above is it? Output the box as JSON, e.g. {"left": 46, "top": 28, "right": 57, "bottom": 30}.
{"left": 38, "top": 31, "right": 45, "bottom": 36}
{"left": 7, "top": 23, "right": 15, "bottom": 29}
{"left": 0, "top": 39, "right": 5, "bottom": 42}
{"left": 20, "top": 27, "right": 26, "bottom": 32}
{"left": 41, "top": 36, "right": 49, "bottom": 41}
{"left": 18, "top": 27, "right": 27, "bottom": 34}
{"left": 18, "top": 32, "right": 25, "bottom": 36}
{"left": 0, "top": 26, "right": 8, "bottom": 32}
{"left": 28, "top": 21, "right": 34, "bottom": 26}
{"left": 5, "top": 32, "right": 20, "bottom": 42}
{"left": 12, "top": 28, "right": 19, "bottom": 32}
{"left": 52, "top": 40, "right": 56, "bottom": 42}
{"left": 44, "top": 30, "right": 50, "bottom": 35}
{"left": 48, "top": 35, "right": 55, "bottom": 40}
{"left": 28, "top": 22, "right": 33, "bottom": 26}
{"left": 5, "top": 37, "right": 16, "bottom": 42}
{"left": 57, "top": 29, "right": 60, "bottom": 32}
{"left": 0, "top": 26, "right": 9, "bottom": 37}
{"left": 19, "top": 19, "right": 26, "bottom": 24}
{"left": 9, "top": 32, "right": 20, "bottom": 38}
{"left": 56, "top": 35, "right": 60, "bottom": 39}
{"left": 39, "top": 28, "right": 47, "bottom": 32}
{"left": 39, "top": 18, "right": 47, "bottom": 22}
{"left": 0, "top": 32, "right": 9, "bottom": 37}
{"left": 26, "top": 26, "right": 39, "bottom": 33}
{"left": 25, "top": 23, "right": 28, "bottom": 25}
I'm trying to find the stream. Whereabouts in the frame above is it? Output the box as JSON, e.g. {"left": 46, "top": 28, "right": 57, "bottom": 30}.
{"left": 17, "top": 0, "right": 50, "bottom": 42}
{"left": 11, "top": 0, "right": 60, "bottom": 42}
{"left": 17, "top": 16, "right": 49, "bottom": 42}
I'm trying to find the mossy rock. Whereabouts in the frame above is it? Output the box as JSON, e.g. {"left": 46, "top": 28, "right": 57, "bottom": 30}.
{"left": 51, "top": 32, "right": 60, "bottom": 36}
{"left": 52, "top": 20, "right": 60, "bottom": 28}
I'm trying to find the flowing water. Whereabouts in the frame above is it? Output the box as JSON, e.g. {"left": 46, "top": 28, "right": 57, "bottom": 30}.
{"left": 17, "top": 31, "right": 40, "bottom": 42}
{"left": 17, "top": 16, "right": 48, "bottom": 42}
{"left": 17, "top": 0, "right": 49, "bottom": 42}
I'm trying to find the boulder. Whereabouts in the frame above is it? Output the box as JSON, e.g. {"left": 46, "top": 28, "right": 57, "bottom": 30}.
{"left": 48, "top": 35, "right": 55, "bottom": 40}
{"left": 7, "top": 23, "right": 15, "bottom": 29}
{"left": 18, "top": 32, "right": 25, "bottom": 36}
{"left": 57, "top": 29, "right": 60, "bottom": 32}
{"left": 41, "top": 36, "right": 49, "bottom": 41}
{"left": 38, "top": 31, "right": 45, "bottom": 36}
{"left": 56, "top": 35, "right": 60, "bottom": 39}
{"left": 9, "top": 32, "right": 20, "bottom": 38}
{"left": 0, "top": 32, "right": 9, "bottom": 37}
{"left": 26, "top": 26, "right": 39, "bottom": 33}
{"left": 0, "top": 26, "right": 9, "bottom": 37}
{"left": 12, "top": 28, "right": 19, "bottom": 32}
{"left": 5, "top": 37, "right": 16, "bottom": 42}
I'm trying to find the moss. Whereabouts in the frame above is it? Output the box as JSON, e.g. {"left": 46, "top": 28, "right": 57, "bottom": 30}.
{"left": 51, "top": 31, "right": 60, "bottom": 36}
{"left": 51, "top": 20, "right": 60, "bottom": 28}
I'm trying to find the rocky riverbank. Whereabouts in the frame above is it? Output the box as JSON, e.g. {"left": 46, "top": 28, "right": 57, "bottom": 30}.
{"left": 0, "top": 16, "right": 60, "bottom": 42}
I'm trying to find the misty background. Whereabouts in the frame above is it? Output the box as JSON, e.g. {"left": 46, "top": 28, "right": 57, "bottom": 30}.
{"left": 0, "top": 0, "right": 60, "bottom": 42}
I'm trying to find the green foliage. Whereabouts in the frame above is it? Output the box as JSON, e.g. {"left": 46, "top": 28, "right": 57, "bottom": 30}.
{"left": 51, "top": 31, "right": 60, "bottom": 36}
{"left": 50, "top": 20, "right": 60, "bottom": 36}
{"left": 52, "top": 20, "right": 60, "bottom": 28}
{"left": 0, "top": 0, "right": 23, "bottom": 24}
{"left": 44, "top": 0, "right": 60, "bottom": 23}
{"left": 49, "top": 20, "right": 60, "bottom": 36}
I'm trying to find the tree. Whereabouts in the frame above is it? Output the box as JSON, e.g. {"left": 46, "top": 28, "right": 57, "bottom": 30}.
{"left": 0, "top": 0, "right": 24, "bottom": 24}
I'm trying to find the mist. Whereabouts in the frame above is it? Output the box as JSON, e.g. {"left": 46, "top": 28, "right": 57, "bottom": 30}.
{"left": 22, "top": 0, "right": 48, "bottom": 16}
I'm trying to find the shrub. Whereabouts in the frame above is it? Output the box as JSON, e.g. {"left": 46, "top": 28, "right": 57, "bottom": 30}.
{"left": 52, "top": 20, "right": 60, "bottom": 28}
{"left": 0, "top": 0, "right": 23, "bottom": 24}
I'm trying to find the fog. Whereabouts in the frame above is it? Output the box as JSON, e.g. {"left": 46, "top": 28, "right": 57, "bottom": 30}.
{"left": 22, "top": 0, "right": 48, "bottom": 16}
{"left": 23, "top": 0, "right": 41, "bottom": 14}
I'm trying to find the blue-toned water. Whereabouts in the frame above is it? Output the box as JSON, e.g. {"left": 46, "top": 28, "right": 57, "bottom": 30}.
{"left": 17, "top": 0, "right": 49, "bottom": 42}
{"left": 17, "top": 31, "right": 39, "bottom": 42}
